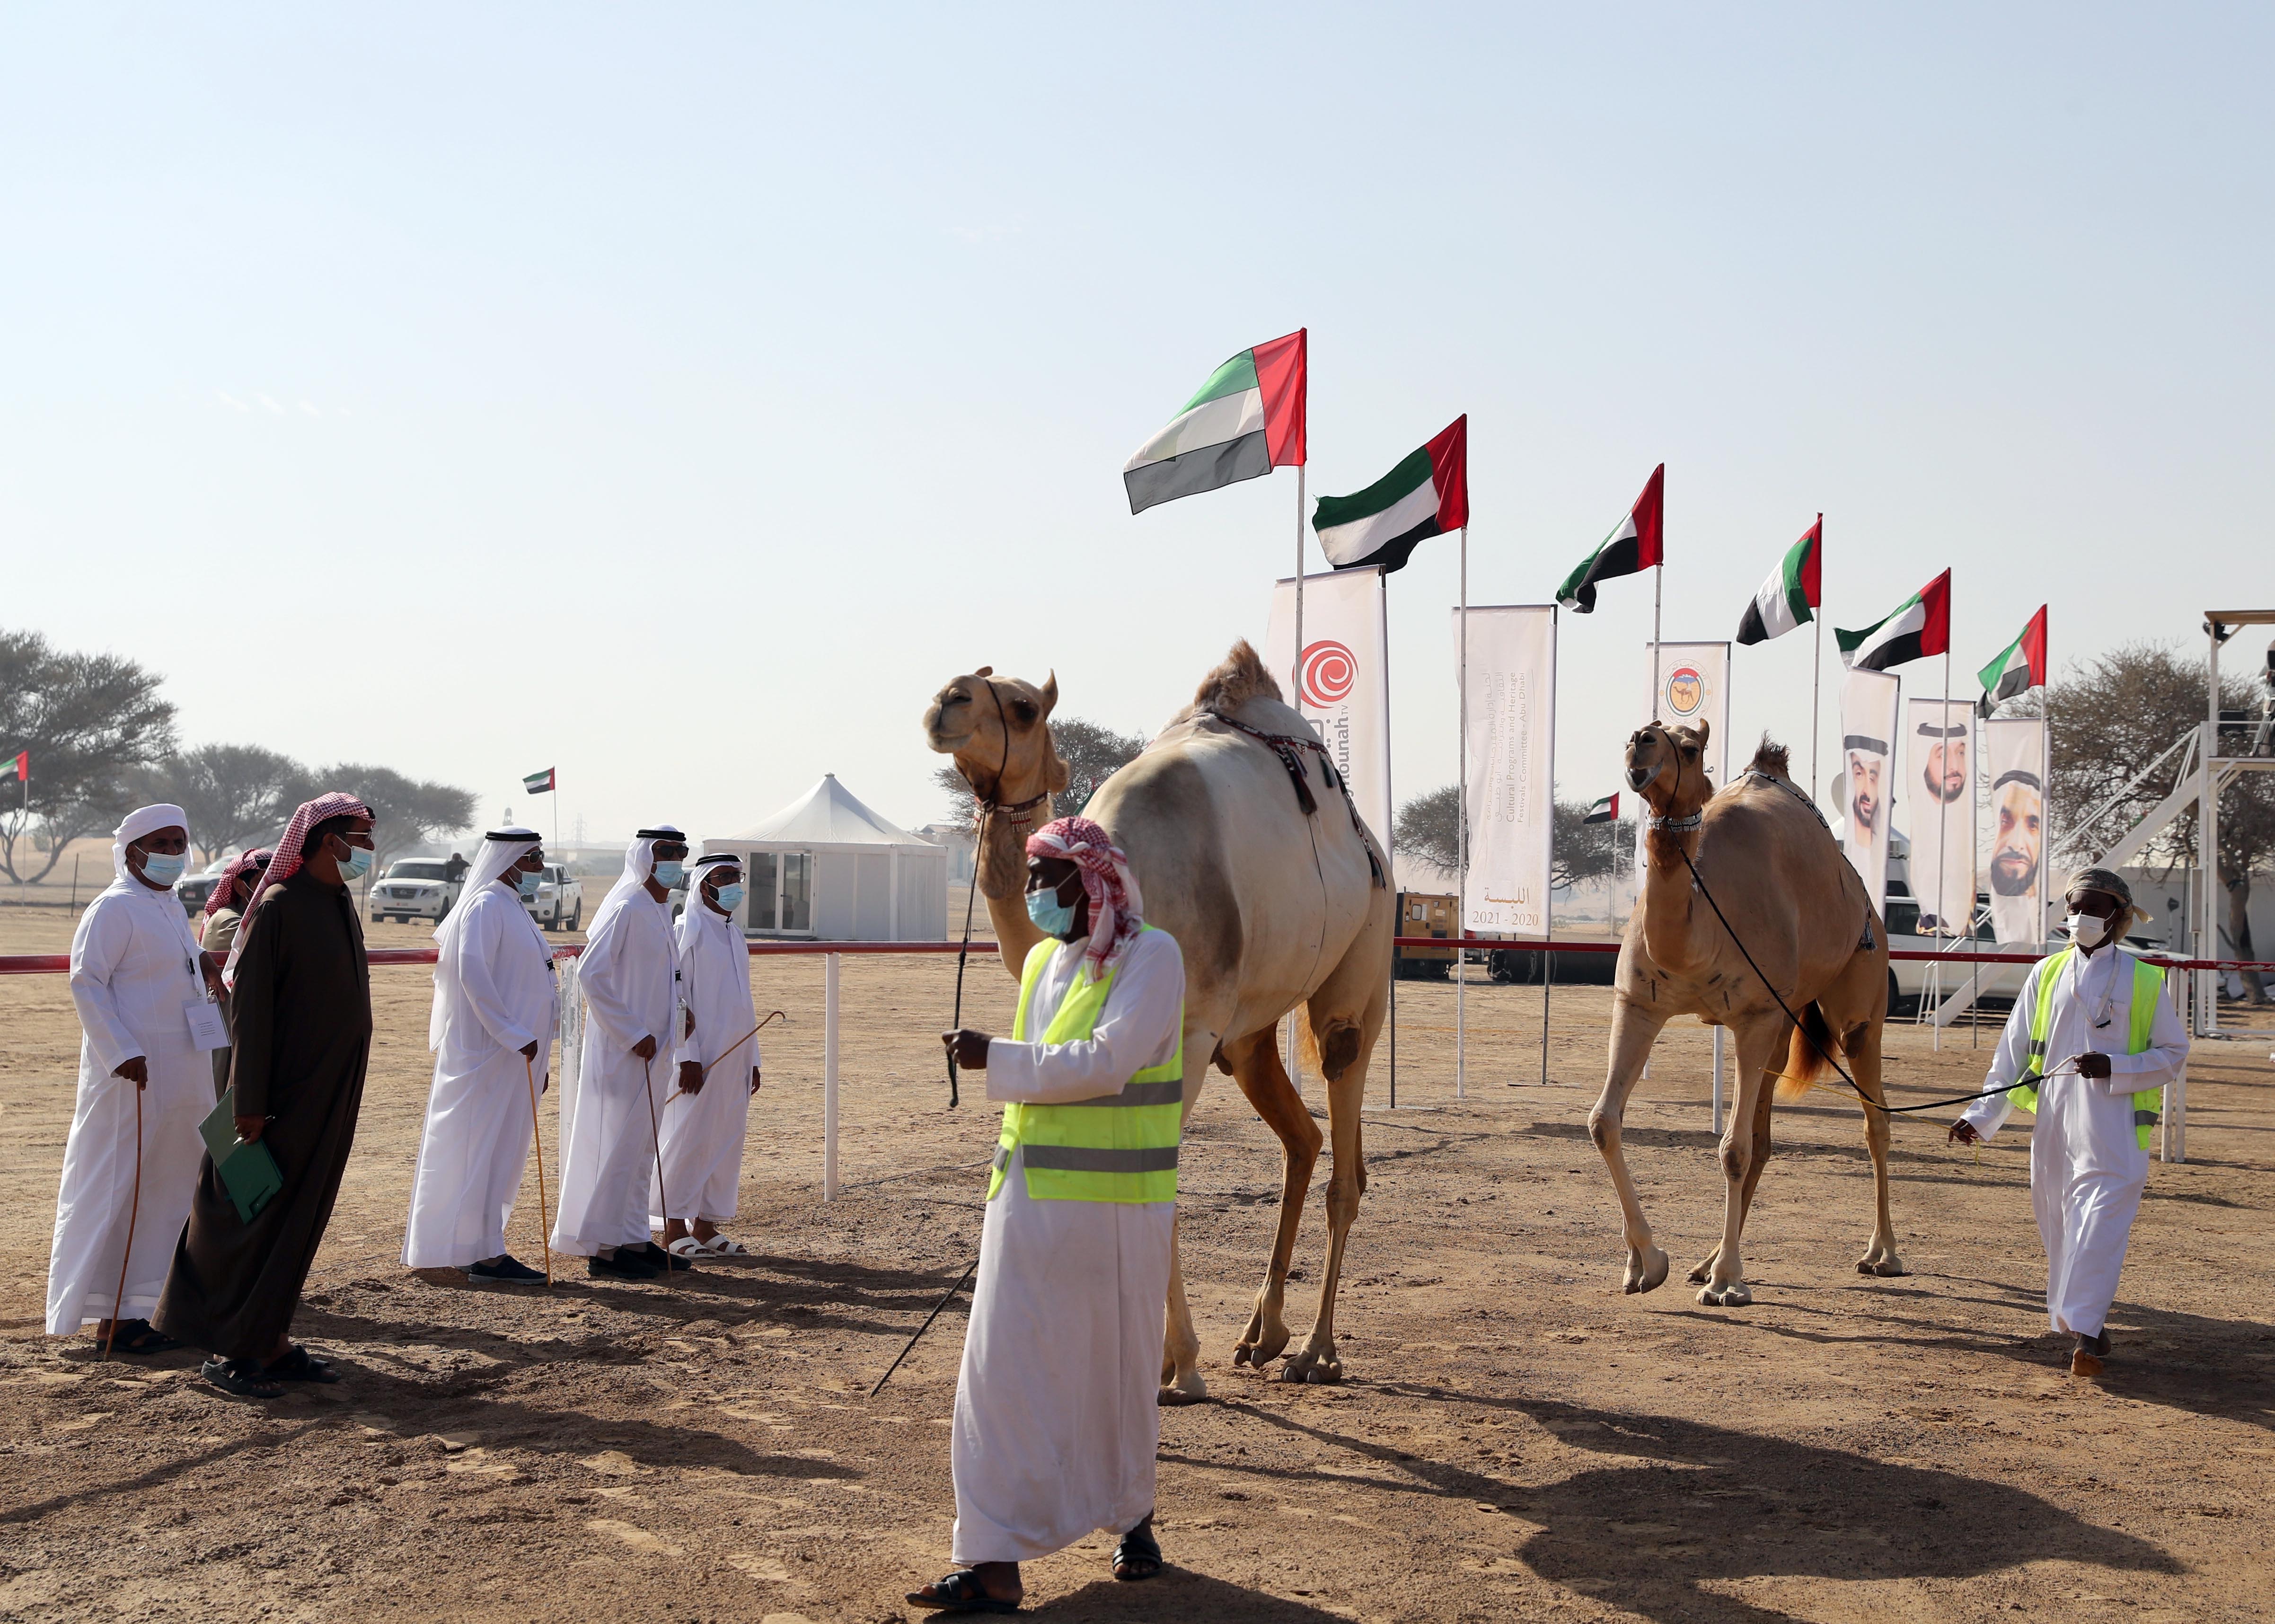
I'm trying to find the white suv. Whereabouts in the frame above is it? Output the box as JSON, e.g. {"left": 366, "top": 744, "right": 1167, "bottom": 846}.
{"left": 371, "top": 858, "right": 463, "bottom": 924}
{"left": 525, "top": 863, "right": 583, "bottom": 932}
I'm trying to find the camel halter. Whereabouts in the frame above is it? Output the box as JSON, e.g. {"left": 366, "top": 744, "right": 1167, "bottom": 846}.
{"left": 948, "top": 677, "right": 1043, "bottom": 1108}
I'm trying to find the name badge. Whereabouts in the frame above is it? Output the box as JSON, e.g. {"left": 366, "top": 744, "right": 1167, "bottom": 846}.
{"left": 184, "top": 1001, "right": 229, "bottom": 1052}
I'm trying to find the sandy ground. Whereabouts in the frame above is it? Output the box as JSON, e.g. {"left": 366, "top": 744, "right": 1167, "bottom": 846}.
{"left": 3, "top": 898, "right": 2273, "bottom": 1623}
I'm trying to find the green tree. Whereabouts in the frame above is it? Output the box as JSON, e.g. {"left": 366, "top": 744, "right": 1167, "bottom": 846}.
{"left": 315, "top": 763, "right": 478, "bottom": 875}
{"left": 0, "top": 629, "right": 177, "bottom": 883}
{"left": 138, "top": 744, "right": 312, "bottom": 865}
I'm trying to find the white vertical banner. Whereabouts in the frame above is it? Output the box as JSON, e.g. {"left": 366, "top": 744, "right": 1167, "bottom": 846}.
{"left": 1839, "top": 668, "right": 1902, "bottom": 918}
{"left": 1455, "top": 605, "right": 1556, "bottom": 936}
{"left": 1637, "top": 641, "right": 1731, "bottom": 869}
{"left": 1983, "top": 716, "right": 2049, "bottom": 945}
{"left": 1266, "top": 568, "right": 1393, "bottom": 849}
{"left": 1905, "top": 699, "right": 1977, "bottom": 935}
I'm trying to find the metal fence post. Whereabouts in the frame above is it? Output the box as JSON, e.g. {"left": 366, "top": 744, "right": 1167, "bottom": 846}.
{"left": 823, "top": 952, "right": 840, "bottom": 1200}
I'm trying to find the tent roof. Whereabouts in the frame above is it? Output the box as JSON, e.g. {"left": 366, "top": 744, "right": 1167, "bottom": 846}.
{"left": 722, "top": 775, "right": 933, "bottom": 850}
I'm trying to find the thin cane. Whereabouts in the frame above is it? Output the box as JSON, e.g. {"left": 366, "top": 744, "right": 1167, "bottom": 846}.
{"left": 869, "top": 1255, "right": 980, "bottom": 1397}
{"left": 104, "top": 1082, "right": 145, "bottom": 1359}
{"left": 643, "top": 1053, "right": 679, "bottom": 1273}
{"left": 661, "top": 1012, "right": 785, "bottom": 1107}
{"left": 523, "top": 1054, "right": 554, "bottom": 1285}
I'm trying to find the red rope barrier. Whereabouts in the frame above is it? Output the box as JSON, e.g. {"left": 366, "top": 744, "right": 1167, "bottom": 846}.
{"left": 1392, "top": 935, "right": 2275, "bottom": 973}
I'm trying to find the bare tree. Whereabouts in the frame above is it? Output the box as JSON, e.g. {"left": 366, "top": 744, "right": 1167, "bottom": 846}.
{"left": 1394, "top": 783, "right": 1621, "bottom": 890}
{"left": 0, "top": 630, "right": 177, "bottom": 883}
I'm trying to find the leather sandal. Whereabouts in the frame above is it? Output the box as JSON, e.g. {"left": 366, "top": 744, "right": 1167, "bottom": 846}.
{"left": 202, "top": 1357, "right": 284, "bottom": 1399}
{"left": 1112, "top": 1520, "right": 1163, "bottom": 1581}
{"left": 265, "top": 1345, "right": 342, "bottom": 1383}
{"left": 905, "top": 1569, "right": 1021, "bottom": 1613}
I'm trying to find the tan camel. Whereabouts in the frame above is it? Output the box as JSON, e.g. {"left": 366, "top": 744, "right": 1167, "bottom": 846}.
{"left": 1587, "top": 724, "right": 1903, "bottom": 1306}
{"left": 923, "top": 643, "right": 1393, "bottom": 1397}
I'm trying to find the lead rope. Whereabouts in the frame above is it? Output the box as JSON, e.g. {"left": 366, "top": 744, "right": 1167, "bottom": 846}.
{"left": 948, "top": 680, "right": 1019, "bottom": 1109}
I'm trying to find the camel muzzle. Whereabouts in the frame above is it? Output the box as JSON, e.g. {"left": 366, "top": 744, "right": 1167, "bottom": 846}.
{"left": 1626, "top": 762, "right": 1657, "bottom": 793}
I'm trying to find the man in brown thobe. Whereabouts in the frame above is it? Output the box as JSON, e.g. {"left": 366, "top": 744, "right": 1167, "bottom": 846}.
{"left": 155, "top": 793, "right": 375, "bottom": 1398}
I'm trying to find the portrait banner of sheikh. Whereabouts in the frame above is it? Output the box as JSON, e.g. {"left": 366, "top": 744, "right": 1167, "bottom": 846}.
{"left": 1636, "top": 641, "right": 1730, "bottom": 874}
{"left": 1455, "top": 605, "right": 1556, "bottom": 936}
{"left": 1264, "top": 567, "right": 1392, "bottom": 850}
{"left": 1839, "top": 668, "right": 1901, "bottom": 918}
{"left": 1982, "top": 716, "right": 2049, "bottom": 944}
{"left": 1905, "top": 698, "right": 1977, "bottom": 935}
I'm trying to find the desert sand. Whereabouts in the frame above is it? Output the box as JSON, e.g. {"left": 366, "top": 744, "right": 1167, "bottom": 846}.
{"left": 3, "top": 898, "right": 2272, "bottom": 1622}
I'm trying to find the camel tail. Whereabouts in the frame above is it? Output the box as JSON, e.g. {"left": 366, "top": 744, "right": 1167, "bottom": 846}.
{"left": 1778, "top": 1002, "right": 1839, "bottom": 1102}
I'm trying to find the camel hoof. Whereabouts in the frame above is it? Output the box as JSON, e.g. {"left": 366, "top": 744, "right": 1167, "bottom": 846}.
{"left": 1686, "top": 1253, "right": 1717, "bottom": 1285}
{"left": 1622, "top": 1245, "right": 1670, "bottom": 1295}
{"left": 1281, "top": 1348, "right": 1341, "bottom": 1385}
{"left": 1233, "top": 1346, "right": 1253, "bottom": 1368}
{"left": 1857, "top": 1253, "right": 1908, "bottom": 1279}
{"left": 1696, "top": 1281, "right": 1753, "bottom": 1308}
{"left": 1157, "top": 1369, "right": 1209, "bottom": 1406}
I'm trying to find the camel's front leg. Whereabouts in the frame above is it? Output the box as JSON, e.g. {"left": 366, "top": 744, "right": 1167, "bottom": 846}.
{"left": 1282, "top": 1015, "right": 1371, "bottom": 1385}
{"left": 1589, "top": 994, "right": 1671, "bottom": 1294}
{"left": 1845, "top": 1016, "right": 1905, "bottom": 1277}
{"left": 1221, "top": 1027, "right": 1322, "bottom": 1372}
{"left": 1699, "top": 1014, "right": 1784, "bottom": 1306}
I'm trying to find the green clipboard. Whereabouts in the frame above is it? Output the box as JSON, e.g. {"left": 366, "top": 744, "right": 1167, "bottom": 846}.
{"left": 199, "top": 1087, "right": 284, "bottom": 1222}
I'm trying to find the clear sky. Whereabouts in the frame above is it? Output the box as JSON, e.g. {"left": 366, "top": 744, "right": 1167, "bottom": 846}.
{"left": 3, "top": 6, "right": 2266, "bottom": 849}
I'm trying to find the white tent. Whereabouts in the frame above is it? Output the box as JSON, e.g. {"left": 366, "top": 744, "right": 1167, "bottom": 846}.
{"left": 705, "top": 774, "right": 947, "bottom": 941}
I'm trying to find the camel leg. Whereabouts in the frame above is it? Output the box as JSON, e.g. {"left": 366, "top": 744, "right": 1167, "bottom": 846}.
{"left": 1698, "top": 1012, "right": 1786, "bottom": 1306}
{"left": 1221, "top": 1028, "right": 1323, "bottom": 1371}
{"left": 1845, "top": 1015, "right": 1906, "bottom": 1277}
{"left": 1687, "top": 1018, "right": 1788, "bottom": 1285}
{"left": 1159, "top": 1020, "right": 1221, "bottom": 1404}
{"left": 1588, "top": 994, "right": 1672, "bottom": 1295}
{"left": 1280, "top": 1006, "right": 1375, "bottom": 1386}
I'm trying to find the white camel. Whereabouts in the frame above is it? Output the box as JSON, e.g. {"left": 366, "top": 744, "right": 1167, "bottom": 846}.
{"left": 924, "top": 642, "right": 1393, "bottom": 1397}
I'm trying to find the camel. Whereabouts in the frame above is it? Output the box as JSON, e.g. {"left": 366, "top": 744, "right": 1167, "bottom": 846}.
{"left": 922, "top": 642, "right": 1393, "bottom": 1398}
{"left": 1587, "top": 724, "right": 1903, "bottom": 1306}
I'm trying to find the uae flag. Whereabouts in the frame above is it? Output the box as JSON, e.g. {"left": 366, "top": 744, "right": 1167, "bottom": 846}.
{"left": 1312, "top": 415, "right": 1467, "bottom": 574}
{"left": 1836, "top": 568, "right": 1950, "bottom": 672}
{"left": 1124, "top": 330, "right": 1306, "bottom": 514}
{"left": 0, "top": 750, "right": 23, "bottom": 784}
{"left": 1735, "top": 516, "right": 1822, "bottom": 645}
{"left": 1976, "top": 604, "right": 2048, "bottom": 717}
{"left": 523, "top": 768, "right": 555, "bottom": 795}
{"left": 1584, "top": 793, "right": 1619, "bottom": 824}
{"left": 1556, "top": 463, "right": 1664, "bottom": 613}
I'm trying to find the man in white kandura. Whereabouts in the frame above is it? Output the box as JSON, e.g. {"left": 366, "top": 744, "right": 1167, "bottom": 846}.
{"left": 913, "top": 815, "right": 1184, "bottom": 1614}
{"left": 1950, "top": 867, "right": 2189, "bottom": 1377}
{"left": 47, "top": 804, "right": 227, "bottom": 1353}
{"left": 402, "top": 829, "right": 557, "bottom": 1284}
{"left": 552, "top": 826, "right": 691, "bottom": 1281}
{"left": 657, "top": 852, "right": 763, "bottom": 1259}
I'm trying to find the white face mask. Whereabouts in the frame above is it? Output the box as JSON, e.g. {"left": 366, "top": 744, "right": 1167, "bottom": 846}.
{"left": 2065, "top": 910, "right": 2110, "bottom": 948}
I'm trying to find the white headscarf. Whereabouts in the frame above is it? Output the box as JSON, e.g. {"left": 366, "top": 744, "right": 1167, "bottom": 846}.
{"left": 585, "top": 825, "right": 684, "bottom": 943}
{"left": 434, "top": 828, "right": 543, "bottom": 953}
{"left": 112, "top": 803, "right": 188, "bottom": 882}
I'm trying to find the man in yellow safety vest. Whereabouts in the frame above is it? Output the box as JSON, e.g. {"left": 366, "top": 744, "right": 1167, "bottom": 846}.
{"left": 1950, "top": 868, "right": 2189, "bottom": 1377}
{"left": 911, "top": 816, "right": 1185, "bottom": 1614}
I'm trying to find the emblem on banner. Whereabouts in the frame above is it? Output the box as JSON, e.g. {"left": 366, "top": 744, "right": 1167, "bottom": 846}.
{"left": 1300, "top": 639, "right": 1356, "bottom": 706}
{"left": 1664, "top": 665, "right": 1705, "bottom": 719}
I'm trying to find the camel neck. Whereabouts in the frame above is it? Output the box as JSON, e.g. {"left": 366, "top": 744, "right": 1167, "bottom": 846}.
{"left": 1639, "top": 821, "right": 1713, "bottom": 975}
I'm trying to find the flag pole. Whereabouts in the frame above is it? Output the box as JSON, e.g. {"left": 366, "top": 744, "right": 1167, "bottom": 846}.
{"left": 1380, "top": 567, "right": 1397, "bottom": 1111}
{"left": 1294, "top": 467, "right": 1306, "bottom": 723}
{"left": 1652, "top": 563, "right": 1664, "bottom": 721}
{"left": 1455, "top": 526, "right": 1467, "bottom": 1102}
{"left": 1810, "top": 514, "right": 1823, "bottom": 804}
{"left": 1934, "top": 646, "right": 1951, "bottom": 1053}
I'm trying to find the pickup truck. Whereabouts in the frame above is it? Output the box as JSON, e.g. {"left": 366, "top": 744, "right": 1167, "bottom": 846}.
{"left": 525, "top": 863, "right": 583, "bottom": 932}
{"left": 370, "top": 858, "right": 465, "bottom": 924}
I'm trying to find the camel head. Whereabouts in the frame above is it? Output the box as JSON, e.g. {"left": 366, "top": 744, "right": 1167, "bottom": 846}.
{"left": 923, "top": 665, "right": 1069, "bottom": 809}
{"left": 1624, "top": 719, "right": 1712, "bottom": 819}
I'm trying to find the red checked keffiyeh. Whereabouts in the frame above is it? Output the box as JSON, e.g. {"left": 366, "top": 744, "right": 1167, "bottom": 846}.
{"left": 204, "top": 846, "right": 273, "bottom": 918}
{"left": 1024, "top": 815, "right": 1145, "bottom": 975}
{"left": 224, "top": 791, "right": 373, "bottom": 984}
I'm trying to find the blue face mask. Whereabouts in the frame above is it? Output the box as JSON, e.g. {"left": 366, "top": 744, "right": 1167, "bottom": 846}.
{"left": 517, "top": 869, "right": 541, "bottom": 898}
{"left": 139, "top": 851, "right": 187, "bottom": 885}
{"left": 653, "top": 859, "right": 686, "bottom": 890}
{"left": 1026, "top": 883, "right": 1078, "bottom": 936}
{"left": 711, "top": 882, "right": 745, "bottom": 912}
{"left": 337, "top": 844, "right": 373, "bottom": 882}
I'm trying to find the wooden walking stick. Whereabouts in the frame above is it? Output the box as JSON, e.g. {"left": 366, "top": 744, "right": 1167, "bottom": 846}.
{"left": 103, "top": 1082, "right": 144, "bottom": 1359}
{"left": 643, "top": 1054, "right": 681, "bottom": 1275}
{"left": 523, "top": 1054, "right": 553, "bottom": 1285}
{"left": 870, "top": 1255, "right": 979, "bottom": 1397}
{"left": 661, "top": 1011, "right": 785, "bottom": 1107}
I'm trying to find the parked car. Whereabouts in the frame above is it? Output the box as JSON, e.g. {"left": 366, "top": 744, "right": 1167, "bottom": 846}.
{"left": 370, "top": 857, "right": 465, "bottom": 924}
{"left": 525, "top": 863, "right": 582, "bottom": 932}
{"left": 174, "top": 857, "right": 236, "bottom": 917}
{"left": 1393, "top": 891, "right": 1459, "bottom": 980}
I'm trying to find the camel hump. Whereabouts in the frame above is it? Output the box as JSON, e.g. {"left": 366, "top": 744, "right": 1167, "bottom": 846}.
{"left": 1191, "top": 639, "right": 1284, "bottom": 714}
{"left": 1746, "top": 733, "right": 1793, "bottom": 782}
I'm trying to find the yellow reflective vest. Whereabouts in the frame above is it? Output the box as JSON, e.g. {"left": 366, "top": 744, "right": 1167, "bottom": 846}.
{"left": 988, "top": 926, "right": 1184, "bottom": 1204}
{"left": 2006, "top": 946, "right": 2166, "bottom": 1151}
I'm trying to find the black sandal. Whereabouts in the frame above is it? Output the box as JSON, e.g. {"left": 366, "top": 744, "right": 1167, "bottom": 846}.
{"left": 1112, "top": 1520, "right": 1163, "bottom": 1582}
{"left": 264, "top": 1345, "right": 342, "bottom": 1384}
{"left": 905, "top": 1570, "right": 1022, "bottom": 1614}
{"left": 102, "top": 1320, "right": 180, "bottom": 1356}
{"left": 202, "top": 1357, "right": 284, "bottom": 1399}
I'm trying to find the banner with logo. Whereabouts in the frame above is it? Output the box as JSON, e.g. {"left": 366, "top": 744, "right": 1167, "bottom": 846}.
{"left": 1636, "top": 642, "right": 1731, "bottom": 870}
{"left": 1983, "top": 716, "right": 2049, "bottom": 944}
{"left": 1265, "top": 568, "right": 1393, "bottom": 849}
{"left": 1454, "top": 606, "right": 1556, "bottom": 936}
{"left": 1905, "top": 698, "right": 1976, "bottom": 935}
{"left": 1838, "top": 668, "right": 1901, "bottom": 918}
